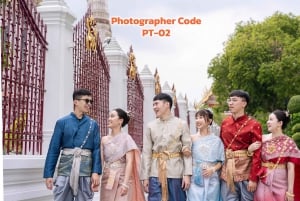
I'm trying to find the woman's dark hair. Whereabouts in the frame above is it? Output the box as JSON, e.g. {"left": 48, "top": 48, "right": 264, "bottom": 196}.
{"left": 205, "top": 109, "right": 213, "bottom": 125}
{"left": 114, "top": 108, "right": 130, "bottom": 127}
{"left": 272, "top": 109, "right": 290, "bottom": 129}
{"left": 195, "top": 109, "right": 210, "bottom": 124}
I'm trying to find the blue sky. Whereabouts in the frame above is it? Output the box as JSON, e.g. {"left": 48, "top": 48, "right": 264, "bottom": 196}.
{"left": 65, "top": 0, "right": 299, "bottom": 103}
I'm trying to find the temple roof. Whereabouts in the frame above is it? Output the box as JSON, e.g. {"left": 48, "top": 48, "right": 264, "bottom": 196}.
{"left": 162, "top": 81, "right": 171, "bottom": 91}
{"left": 140, "top": 65, "right": 152, "bottom": 76}
{"left": 177, "top": 93, "right": 185, "bottom": 101}
{"left": 103, "top": 37, "right": 124, "bottom": 54}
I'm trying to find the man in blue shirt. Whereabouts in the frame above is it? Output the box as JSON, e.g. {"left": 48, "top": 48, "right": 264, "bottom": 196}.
{"left": 43, "top": 88, "right": 101, "bottom": 201}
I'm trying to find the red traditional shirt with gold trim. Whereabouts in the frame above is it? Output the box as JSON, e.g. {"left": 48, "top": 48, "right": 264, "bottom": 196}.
{"left": 220, "top": 114, "right": 262, "bottom": 182}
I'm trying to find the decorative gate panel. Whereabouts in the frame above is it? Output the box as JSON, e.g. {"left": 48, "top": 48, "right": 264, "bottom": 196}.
{"left": 127, "top": 47, "right": 144, "bottom": 149}
{"left": 73, "top": 9, "right": 110, "bottom": 136}
{"left": 1, "top": 0, "right": 47, "bottom": 155}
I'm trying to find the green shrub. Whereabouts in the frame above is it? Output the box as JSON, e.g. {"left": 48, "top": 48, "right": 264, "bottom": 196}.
{"left": 292, "top": 132, "right": 300, "bottom": 149}
{"left": 292, "top": 123, "right": 300, "bottom": 133}
{"left": 287, "top": 95, "right": 300, "bottom": 114}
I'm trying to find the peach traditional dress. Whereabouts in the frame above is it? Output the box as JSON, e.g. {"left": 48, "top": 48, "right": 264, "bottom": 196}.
{"left": 100, "top": 132, "right": 145, "bottom": 201}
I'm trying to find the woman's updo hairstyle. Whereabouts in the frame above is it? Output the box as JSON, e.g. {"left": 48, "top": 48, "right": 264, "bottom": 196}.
{"left": 114, "top": 108, "right": 130, "bottom": 127}
{"left": 272, "top": 109, "right": 290, "bottom": 129}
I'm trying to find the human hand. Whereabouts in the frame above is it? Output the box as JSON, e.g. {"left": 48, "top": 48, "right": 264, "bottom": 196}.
{"left": 143, "top": 179, "right": 149, "bottom": 193}
{"left": 120, "top": 183, "right": 129, "bottom": 196}
{"left": 248, "top": 141, "right": 261, "bottom": 153}
{"left": 286, "top": 192, "right": 295, "bottom": 201}
{"left": 247, "top": 180, "right": 257, "bottom": 192}
{"left": 45, "top": 178, "right": 53, "bottom": 190}
{"left": 182, "top": 148, "right": 192, "bottom": 157}
{"left": 181, "top": 175, "right": 191, "bottom": 191}
{"left": 202, "top": 166, "right": 215, "bottom": 178}
{"left": 91, "top": 173, "right": 100, "bottom": 192}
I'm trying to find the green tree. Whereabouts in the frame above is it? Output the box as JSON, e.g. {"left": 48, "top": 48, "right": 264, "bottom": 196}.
{"left": 287, "top": 95, "right": 300, "bottom": 148}
{"left": 208, "top": 12, "right": 300, "bottom": 117}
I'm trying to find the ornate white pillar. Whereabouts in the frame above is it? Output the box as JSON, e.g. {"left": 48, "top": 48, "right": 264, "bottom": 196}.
{"left": 188, "top": 102, "right": 196, "bottom": 134}
{"left": 140, "top": 65, "right": 156, "bottom": 127}
{"left": 177, "top": 93, "right": 188, "bottom": 122}
{"left": 162, "top": 81, "right": 175, "bottom": 114}
{"left": 37, "top": 0, "right": 76, "bottom": 154}
{"left": 104, "top": 37, "right": 128, "bottom": 112}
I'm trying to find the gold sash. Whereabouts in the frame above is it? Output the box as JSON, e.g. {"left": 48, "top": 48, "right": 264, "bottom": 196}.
{"left": 224, "top": 149, "right": 249, "bottom": 192}
{"left": 152, "top": 151, "right": 182, "bottom": 201}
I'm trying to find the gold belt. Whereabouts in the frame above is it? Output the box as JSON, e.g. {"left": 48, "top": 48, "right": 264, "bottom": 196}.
{"left": 152, "top": 151, "right": 182, "bottom": 201}
{"left": 152, "top": 152, "right": 182, "bottom": 159}
{"left": 225, "top": 149, "right": 248, "bottom": 159}
{"left": 225, "top": 149, "right": 249, "bottom": 192}
{"left": 262, "top": 162, "right": 286, "bottom": 169}
{"left": 105, "top": 160, "right": 125, "bottom": 169}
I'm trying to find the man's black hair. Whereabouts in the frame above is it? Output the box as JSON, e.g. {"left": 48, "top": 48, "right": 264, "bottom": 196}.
{"left": 153, "top": 93, "right": 173, "bottom": 109}
{"left": 73, "top": 88, "right": 92, "bottom": 100}
{"left": 229, "top": 90, "right": 250, "bottom": 104}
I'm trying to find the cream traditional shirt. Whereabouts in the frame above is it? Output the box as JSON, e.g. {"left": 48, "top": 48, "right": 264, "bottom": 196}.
{"left": 140, "top": 115, "right": 192, "bottom": 180}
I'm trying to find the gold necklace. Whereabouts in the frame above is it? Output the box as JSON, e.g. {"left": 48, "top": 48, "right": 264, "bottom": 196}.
{"left": 266, "top": 141, "right": 276, "bottom": 154}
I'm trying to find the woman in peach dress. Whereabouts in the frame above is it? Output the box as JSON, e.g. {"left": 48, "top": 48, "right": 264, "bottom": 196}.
{"left": 100, "top": 108, "right": 145, "bottom": 201}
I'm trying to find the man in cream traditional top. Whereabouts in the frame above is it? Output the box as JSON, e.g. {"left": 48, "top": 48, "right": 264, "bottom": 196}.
{"left": 141, "top": 93, "right": 192, "bottom": 201}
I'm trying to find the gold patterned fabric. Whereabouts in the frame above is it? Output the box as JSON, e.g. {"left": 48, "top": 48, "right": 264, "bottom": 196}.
{"left": 152, "top": 151, "right": 182, "bottom": 201}
{"left": 222, "top": 149, "right": 251, "bottom": 192}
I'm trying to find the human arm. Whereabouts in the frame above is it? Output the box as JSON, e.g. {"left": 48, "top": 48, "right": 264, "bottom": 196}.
{"left": 248, "top": 122, "right": 263, "bottom": 183}
{"left": 100, "top": 137, "right": 104, "bottom": 172}
{"left": 90, "top": 122, "right": 101, "bottom": 191}
{"left": 286, "top": 162, "right": 295, "bottom": 201}
{"left": 181, "top": 121, "right": 192, "bottom": 190}
{"left": 140, "top": 125, "right": 153, "bottom": 192}
{"left": 91, "top": 122, "right": 101, "bottom": 175}
{"left": 202, "top": 162, "right": 222, "bottom": 178}
{"left": 247, "top": 141, "right": 262, "bottom": 155}
{"left": 120, "top": 150, "right": 134, "bottom": 196}
{"left": 43, "top": 120, "right": 64, "bottom": 179}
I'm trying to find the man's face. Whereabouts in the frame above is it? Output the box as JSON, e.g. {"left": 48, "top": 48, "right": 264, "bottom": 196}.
{"left": 74, "top": 95, "right": 93, "bottom": 113}
{"left": 152, "top": 99, "right": 169, "bottom": 118}
{"left": 227, "top": 96, "right": 247, "bottom": 114}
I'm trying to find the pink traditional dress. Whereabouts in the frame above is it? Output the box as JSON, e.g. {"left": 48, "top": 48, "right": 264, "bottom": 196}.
{"left": 100, "top": 132, "right": 145, "bottom": 201}
{"left": 254, "top": 134, "right": 300, "bottom": 201}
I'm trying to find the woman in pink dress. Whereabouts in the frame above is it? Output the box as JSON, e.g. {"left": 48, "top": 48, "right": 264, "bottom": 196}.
{"left": 100, "top": 108, "right": 145, "bottom": 201}
{"left": 249, "top": 110, "right": 300, "bottom": 201}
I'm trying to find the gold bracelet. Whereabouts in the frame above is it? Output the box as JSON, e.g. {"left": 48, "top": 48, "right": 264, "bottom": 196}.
{"left": 121, "top": 183, "right": 129, "bottom": 189}
{"left": 247, "top": 150, "right": 254, "bottom": 157}
{"left": 286, "top": 192, "right": 295, "bottom": 197}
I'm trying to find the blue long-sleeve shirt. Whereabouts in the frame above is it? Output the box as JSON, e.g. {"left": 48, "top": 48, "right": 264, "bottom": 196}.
{"left": 43, "top": 112, "right": 101, "bottom": 178}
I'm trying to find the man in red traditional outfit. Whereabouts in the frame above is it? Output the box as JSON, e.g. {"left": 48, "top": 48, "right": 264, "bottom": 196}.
{"left": 220, "top": 90, "right": 262, "bottom": 201}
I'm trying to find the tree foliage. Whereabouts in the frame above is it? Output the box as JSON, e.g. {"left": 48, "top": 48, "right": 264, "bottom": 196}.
{"left": 287, "top": 95, "right": 300, "bottom": 148}
{"left": 208, "top": 12, "right": 300, "bottom": 116}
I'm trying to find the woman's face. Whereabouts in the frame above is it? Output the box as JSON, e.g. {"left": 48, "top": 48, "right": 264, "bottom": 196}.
{"left": 108, "top": 110, "right": 122, "bottom": 129}
{"left": 195, "top": 114, "right": 209, "bottom": 130}
{"left": 266, "top": 113, "right": 282, "bottom": 133}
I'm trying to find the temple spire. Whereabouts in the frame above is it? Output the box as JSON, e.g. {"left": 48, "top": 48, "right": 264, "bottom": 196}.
{"left": 87, "top": 0, "right": 112, "bottom": 41}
